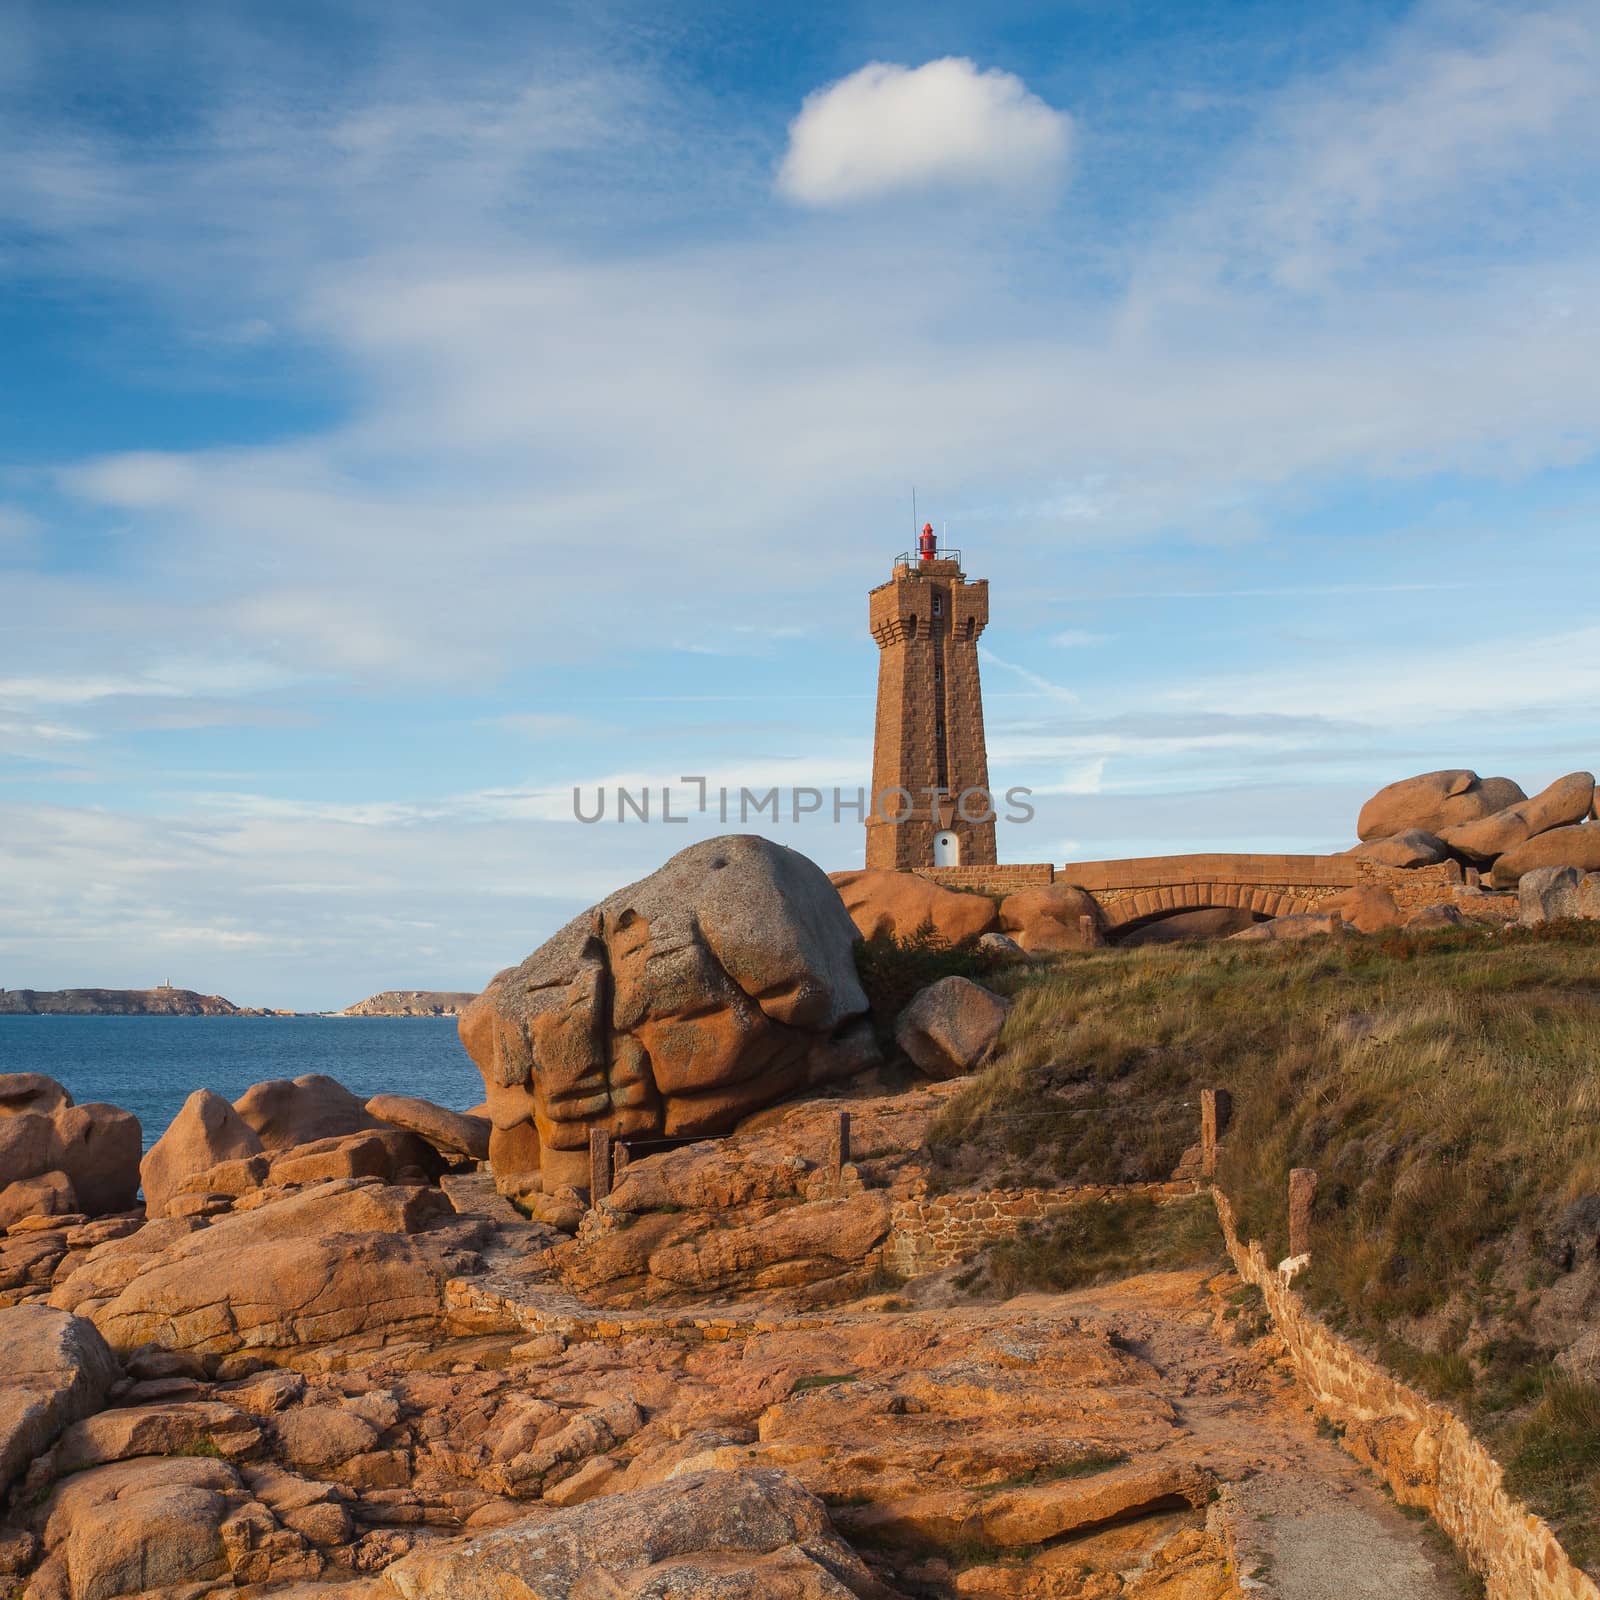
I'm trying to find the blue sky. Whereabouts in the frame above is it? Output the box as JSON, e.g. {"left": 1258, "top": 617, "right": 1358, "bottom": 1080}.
{"left": 2, "top": 0, "right": 1598, "bottom": 1009}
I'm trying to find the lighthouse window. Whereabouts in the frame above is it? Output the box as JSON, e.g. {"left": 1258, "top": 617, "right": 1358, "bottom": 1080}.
{"left": 932, "top": 593, "right": 943, "bottom": 618}
{"left": 964, "top": 616, "right": 975, "bottom": 640}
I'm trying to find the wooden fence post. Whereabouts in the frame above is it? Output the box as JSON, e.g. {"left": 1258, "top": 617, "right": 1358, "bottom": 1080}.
{"left": 1288, "top": 1167, "right": 1318, "bottom": 1259}
{"left": 589, "top": 1128, "right": 613, "bottom": 1205}
{"left": 828, "top": 1111, "right": 851, "bottom": 1176}
{"left": 1201, "top": 1089, "right": 1233, "bottom": 1180}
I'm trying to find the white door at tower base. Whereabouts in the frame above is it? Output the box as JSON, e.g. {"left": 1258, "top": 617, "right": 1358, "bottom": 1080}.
{"left": 933, "top": 830, "right": 961, "bottom": 866}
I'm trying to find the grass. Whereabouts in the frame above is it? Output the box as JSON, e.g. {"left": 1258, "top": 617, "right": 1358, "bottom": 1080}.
{"left": 923, "top": 921, "right": 1600, "bottom": 1566}
{"left": 976, "top": 1193, "right": 1225, "bottom": 1297}
{"left": 1504, "top": 1378, "right": 1600, "bottom": 1570}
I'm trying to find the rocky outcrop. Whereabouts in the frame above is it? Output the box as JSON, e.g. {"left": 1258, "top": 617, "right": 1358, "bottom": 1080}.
{"left": 365, "top": 1096, "right": 489, "bottom": 1163}
{"left": 56, "top": 1178, "right": 483, "bottom": 1360}
{"left": 1326, "top": 886, "right": 1403, "bottom": 934}
{"left": 0, "top": 1305, "right": 120, "bottom": 1494}
{"left": 997, "top": 884, "right": 1104, "bottom": 951}
{"left": 1492, "top": 823, "right": 1600, "bottom": 887}
{"left": 1438, "top": 772, "right": 1595, "bottom": 866}
{"left": 829, "top": 868, "right": 998, "bottom": 944}
{"left": 463, "top": 837, "right": 879, "bottom": 1197}
{"left": 375, "top": 1468, "right": 893, "bottom": 1599}
{"left": 0, "top": 1076, "right": 140, "bottom": 1219}
{"left": 140, "top": 1089, "right": 265, "bottom": 1220}
{"left": 1356, "top": 770, "right": 1525, "bottom": 842}
{"left": 0, "top": 987, "right": 239, "bottom": 1016}
{"left": 1347, "top": 829, "right": 1451, "bottom": 868}
{"left": 234, "top": 1074, "right": 385, "bottom": 1153}
{"left": 895, "top": 977, "right": 1010, "bottom": 1079}
{"left": 340, "top": 991, "right": 478, "bottom": 1018}
{"left": 1519, "top": 867, "right": 1600, "bottom": 925}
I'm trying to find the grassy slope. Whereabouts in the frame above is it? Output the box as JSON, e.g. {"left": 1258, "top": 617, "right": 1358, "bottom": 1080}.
{"left": 914, "top": 922, "right": 1600, "bottom": 1567}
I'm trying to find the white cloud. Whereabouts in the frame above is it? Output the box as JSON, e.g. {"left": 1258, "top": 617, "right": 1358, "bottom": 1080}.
{"left": 776, "top": 58, "right": 1072, "bottom": 206}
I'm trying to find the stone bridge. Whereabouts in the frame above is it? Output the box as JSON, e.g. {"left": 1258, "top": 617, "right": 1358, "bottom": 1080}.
{"left": 923, "top": 852, "right": 1464, "bottom": 940}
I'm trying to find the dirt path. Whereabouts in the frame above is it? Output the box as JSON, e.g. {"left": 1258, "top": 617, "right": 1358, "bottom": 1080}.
{"left": 1044, "top": 1272, "right": 1466, "bottom": 1599}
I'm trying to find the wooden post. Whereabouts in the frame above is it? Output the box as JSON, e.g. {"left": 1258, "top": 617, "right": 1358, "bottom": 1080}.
{"left": 1288, "top": 1168, "right": 1317, "bottom": 1259}
{"left": 589, "top": 1128, "right": 613, "bottom": 1205}
{"left": 1200, "top": 1089, "right": 1233, "bottom": 1180}
{"left": 1078, "top": 915, "right": 1097, "bottom": 947}
{"left": 828, "top": 1111, "right": 851, "bottom": 1176}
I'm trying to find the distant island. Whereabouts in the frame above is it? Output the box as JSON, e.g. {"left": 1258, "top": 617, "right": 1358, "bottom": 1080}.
{"left": 338, "top": 989, "right": 478, "bottom": 1017}
{"left": 0, "top": 986, "right": 249, "bottom": 1016}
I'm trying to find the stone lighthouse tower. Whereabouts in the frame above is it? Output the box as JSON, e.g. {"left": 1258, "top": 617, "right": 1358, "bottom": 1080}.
{"left": 866, "top": 525, "right": 996, "bottom": 871}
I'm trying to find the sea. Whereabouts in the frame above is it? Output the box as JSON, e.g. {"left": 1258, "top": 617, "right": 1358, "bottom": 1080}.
{"left": 0, "top": 1016, "right": 483, "bottom": 1151}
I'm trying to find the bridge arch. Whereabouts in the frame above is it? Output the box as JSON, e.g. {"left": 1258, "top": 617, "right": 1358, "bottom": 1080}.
{"left": 1099, "top": 882, "right": 1318, "bottom": 936}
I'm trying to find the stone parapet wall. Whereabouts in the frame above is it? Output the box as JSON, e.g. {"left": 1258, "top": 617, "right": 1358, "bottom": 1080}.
{"left": 913, "top": 863, "right": 1055, "bottom": 892}
{"left": 1213, "top": 1190, "right": 1598, "bottom": 1600}
{"left": 880, "top": 1181, "right": 1199, "bottom": 1278}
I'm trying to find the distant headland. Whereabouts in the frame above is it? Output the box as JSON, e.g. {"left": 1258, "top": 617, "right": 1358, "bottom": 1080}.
{"left": 337, "top": 989, "right": 478, "bottom": 1017}
{"left": 0, "top": 986, "right": 253, "bottom": 1016}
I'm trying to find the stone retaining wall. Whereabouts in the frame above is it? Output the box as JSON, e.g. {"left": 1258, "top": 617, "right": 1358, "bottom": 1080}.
{"left": 1214, "top": 1190, "right": 1598, "bottom": 1600}
{"left": 880, "top": 1181, "right": 1199, "bottom": 1277}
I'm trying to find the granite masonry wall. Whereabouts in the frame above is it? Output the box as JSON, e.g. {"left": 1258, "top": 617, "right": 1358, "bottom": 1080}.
{"left": 879, "top": 1180, "right": 1199, "bottom": 1278}
{"left": 1214, "top": 1189, "right": 1598, "bottom": 1600}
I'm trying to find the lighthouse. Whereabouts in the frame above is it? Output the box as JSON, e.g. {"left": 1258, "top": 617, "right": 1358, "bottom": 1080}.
{"left": 865, "top": 526, "right": 996, "bottom": 871}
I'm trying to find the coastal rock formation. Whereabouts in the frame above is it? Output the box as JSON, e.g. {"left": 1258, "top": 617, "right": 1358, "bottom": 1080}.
{"left": 0, "top": 1076, "right": 140, "bottom": 1219}
{"left": 895, "top": 977, "right": 1010, "bottom": 1079}
{"left": 0, "top": 987, "right": 240, "bottom": 1016}
{"left": 1438, "top": 772, "right": 1595, "bottom": 866}
{"left": 463, "top": 837, "right": 878, "bottom": 1197}
{"left": 1326, "top": 886, "right": 1403, "bottom": 934}
{"left": 140, "top": 1089, "right": 265, "bottom": 1220}
{"left": 997, "top": 884, "right": 1104, "bottom": 951}
{"left": 340, "top": 991, "right": 478, "bottom": 1018}
{"left": 829, "top": 868, "right": 998, "bottom": 945}
{"left": 1519, "top": 867, "right": 1600, "bottom": 926}
{"left": 365, "top": 1095, "right": 490, "bottom": 1163}
{"left": 0, "top": 1305, "right": 120, "bottom": 1495}
{"left": 374, "top": 1468, "right": 894, "bottom": 1599}
{"left": 234, "top": 1074, "right": 385, "bottom": 1153}
{"left": 1492, "top": 823, "right": 1600, "bottom": 887}
{"left": 1347, "top": 829, "right": 1451, "bottom": 868}
{"left": 1356, "top": 770, "right": 1525, "bottom": 842}
{"left": 56, "top": 1178, "right": 483, "bottom": 1360}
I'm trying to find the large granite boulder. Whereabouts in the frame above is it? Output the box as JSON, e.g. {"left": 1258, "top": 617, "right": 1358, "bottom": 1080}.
{"left": 1326, "top": 886, "right": 1403, "bottom": 934}
{"left": 373, "top": 1467, "right": 893, "bottom": 1599}
{"left": 1520, "top": 867, "right": 1587, "bottom": 925}
{"left": 1492, "top": 823, "right": 1600, "bottom": 887}
{"left": 895, "top": 976, "right": 1010, "bottom": 1079}
{"left": 998, "top": 885, "right": 1104, "bottom": 951}
{"left": 26, "top": 1455, "right": 252, "bottom": 1600}
{"left": 233, "top": 1074, "right": 384, "bottom": 1153}
{"left": 141, "top": 1089, "right": 265, "bottom": 1220}
{"left": 462, "top": 837, "right": 879, "bottom": 1196}
{"left": 1346, "top": 829, "right": 1451, "bottom": 868}
{"left": 1356, "top": 770, "right": 1525, "bottom": 842}
{"left": 829, "top": 868, "right": 999, "bottom": 944}
{"left": 0, "top": 1305, "right": 120, "bottom": 1495}
{"left": 0, "top": 1076, "right": 140, "bottom": 1218}
{"left": 55, "top": 1178, "right": 482, "bottom": 1360}
{"left": 365, "top": 1094, "right": 489, "bottom": 1162}
{"left": 1438, "top": 772, "right": 1595, "bottom": 866}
